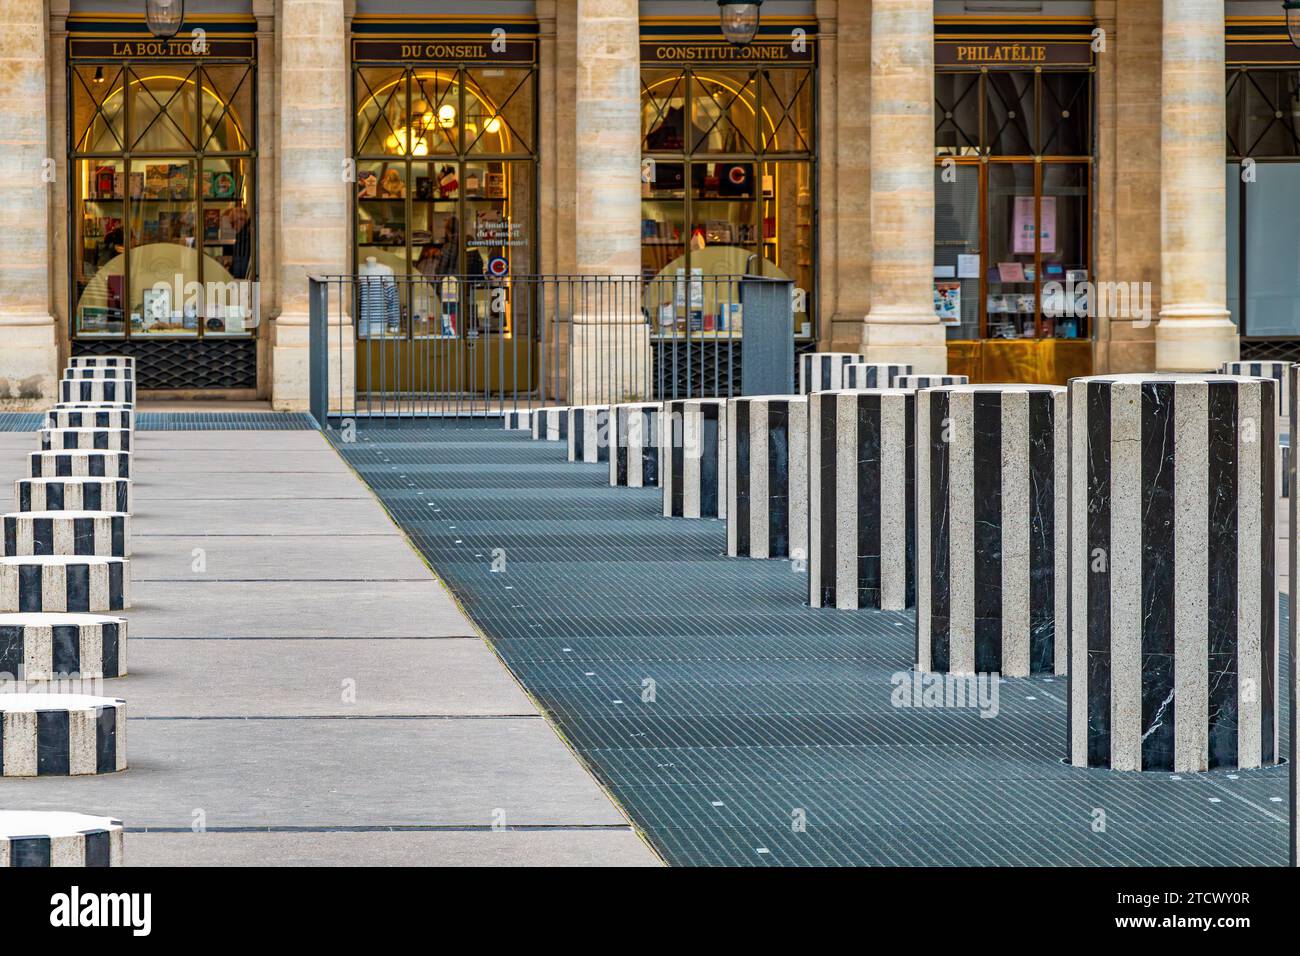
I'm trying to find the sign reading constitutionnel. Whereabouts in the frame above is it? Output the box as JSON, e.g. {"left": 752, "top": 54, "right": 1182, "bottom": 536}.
{"left": 641, "top": 40, "right": 815, "bottom": 63}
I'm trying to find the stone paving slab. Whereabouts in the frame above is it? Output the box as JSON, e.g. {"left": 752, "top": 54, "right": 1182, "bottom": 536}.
{"left": 131, "top": 534, "right": 431, "bottom": 581}
{"left": 132, "top": 448, "right": 347, "bottom": 473}
{"left": 133, "top": 471, "right": 372, "bottom": 500}
{"left": 134, "top": 497, "right": 401, "bottom": 536}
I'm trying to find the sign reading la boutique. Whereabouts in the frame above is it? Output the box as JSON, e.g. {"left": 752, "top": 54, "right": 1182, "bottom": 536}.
{"left": 70, "top": 37, "right": 256, "bottom": 58}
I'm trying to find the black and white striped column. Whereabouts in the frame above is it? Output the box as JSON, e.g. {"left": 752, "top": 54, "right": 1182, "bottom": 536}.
{"left": 40, "top": 427, "right": 131, "bottom": 452}
{"left": 69, "top": 355, "right": 133, "bottom": 369}
{"left": 0, "top": 695, "right": 126, "bottom": 776}
{"left": 1289, "top": 366, "right": 1300, "bottom": 866}
{"left": 530, "top": 407, "right": 569, "bottom": 442}
{"left": 46, "top": 408, "right": 134, "bottom": 430}
{"left": 611, "top": 402, "right": 660, "bottom": 488}
{"left": 0, "top": 556, "right": 130, "bottom": 612}
{"left": 63, "top": 366, "right": 134, "bottom": 381}
{"left": 0, "top": 612, "right": 127, "bottom": 679}
{"left": 0, "top": 812, "right": 124, "bottom": 866}
{"left": 30, "top": 450, "right": 131, "bottom": 479}
{"left": 1070, "top": 373, "right": 1278, "bottom": 773}
{"left": 917, "top": 385, "right": 1067, "bottom": 677}
{"left": 502, "top": 410, "right": 532, "bottom": 431}
{"left": 15, "top": 478, "right": 132, "bottom": 514}
{"left": 726, "top": 396, "right": 809, "bottom": 559}
{"left": 1220, "top": 361, "right": 1289, "bottom": 421}
{"left": 844, "top": 363, "right": 913, "bottom": 390}
{"left": 809, "top": 389, "right": 915, "bottom": 611}
{"left": 660, "top": 398, "right": 727, "bottom": 519}
{"left": 896, "top": 374, "right": 969, "bottom": 390}
{"left": 567, "top": 405, "right": 611, "bottom": 463}
{"left": 799, "top": 352, "right": 863, "bottom": 394}
{"left": 59, "top": 379, "right": 134, "bottom": 404}
{"left": 3, "top": 512, "right": 130, "bottom": 558}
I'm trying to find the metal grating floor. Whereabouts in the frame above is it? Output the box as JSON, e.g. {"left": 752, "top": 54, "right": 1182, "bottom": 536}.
{"left": 345, "top": 421, "right": 1289, "bottom": 866}
{"left": 0, "top": 412, "right": 316, "bottom": 431}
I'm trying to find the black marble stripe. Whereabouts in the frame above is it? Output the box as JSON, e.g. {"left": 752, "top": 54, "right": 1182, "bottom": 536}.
{"left": 3, "top": 517, "right": 14, "bottom": 556}
{"left": 96, "top": 706, "right": 117, "bottom": 774}
{"left": 820, "top": 359, "right": 832, "bottom": 392}
{"left": 973, "top": 392, "right": 1003, "bottom": 673}
{"left": 115, "top": 481, "right": 129, "bottom": 514}
{"left": 668, "top": 404, "right": 685, "bottom": 516}
{"left": 1207, "top": 382, "right": 1239, "bottom": 768}
{"left": 84, "top": 483, "right": 101, "bottom": 511}
{"left": 68, "top": 564, "right": 91, "bottom": 612}
{"left": 1140, "top": 381, "right": 1176, "bottom": 772}
{"left": 905, "top": 393, "right": 917, "bottom": 609}
{"left": 18, "top": 482, "right": 30, "bottom": 511}
{"left": 37, "top": 710, "right": 70, "bottom": 775}
{"left": 52, "top": 625, "right": 80, "bottom": 676}
{"left": 1086, "top": 382, "right": 1112, "bottom": 767}
{"left": 1261, "top": 385, "right": 1277, "bottom": 763}
{"left": 1028, "top": 392, "right": 1055, "bottom": 674}
{"left": 73, "top": 517, "right": 94, "bottom": 555}
{"left": 615, "top": 408, "right": 629, "bottom": 484}
{"left": 18, "top": 563, "right": 41, "bottom": 612}
{"left": 50, "top": 482, "right": 66, "bottom": 511}
{"left": 573, "top": 412, "right": 586, "bottom": 461}
{"left": 102, "top": 622, "right": 120, "bottom": 677}
{"left": 735, "top": 401, "right": 751, "bottom": 554}
{"left": 701, "top": 404, "right": 720, "bottom": 519}
{"left": 109, "top": 562, "right": 124, "bottom": 609}
{"left": 642, "top": 410, "right": 659, "bottom": 485}
{"left": 817, "top": 396, "right": 837, "bottom": 606}
{"left": 859, "top": 394, "right": 882, "bottom": 608}
{"left": 83, "top": 830, "right": 111, "bottom": 867}
{"left": 929, "top": 392, "right": 951, "bottom": 672}
{"left": 768, "top": 402, "right": 791, "bottom": 558}
{"left": 10, "top": 836, "right": 51, "bottom": 867}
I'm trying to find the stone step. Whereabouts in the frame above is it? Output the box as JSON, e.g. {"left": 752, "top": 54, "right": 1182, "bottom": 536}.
{"left": 502, "top": 410, "right": 532, "bottom": 430}
{"left": 15, "top": 477, "right": 132, "bottom": 514}
{"left": 40, "top": 427, "right": 131, "bottom": 452}
{"left": 0, "top": 555, "right": 130, "bottom": 612}
{"left": 0, "top": 612, "right": 128, "bottom": 679}
{"left": 610, "top": 402, "right": 661, "bottom": 488}
{"left": 45, "top": 408, "right": 134, "bottom": 430}
{"left": 3, "top": 512, "right": 131, "bottom": 558}
{"left": 567, "top": 405, "right": 611, "bottom": 463}
{"left": 0, "top": 694, "right": 126, "bottom": 776}
{"left": 68, "top": 355, "right": 134, "bottom": 370}
{"left": 530, "top": 406, "right": 570, "bottom": 441}
{"left": 30, "top": 450, "right": 131, "bottom": 479}
{"left": 0, "top": 811, "right": 124, "bottom": 866}
{"left": 727, "top": 395, "right": 809, "bottom": 559}
{"left": 660, "top": 398, "right": 727, "bottom": 519}
{"left": 59, "top": 379, "right": 135, "bottom": 404}
{"left": 63, "top": 366, "right": 134, "bottom": 381}
{"left": 799, "top": 352, "right": 864, "bottom": 394}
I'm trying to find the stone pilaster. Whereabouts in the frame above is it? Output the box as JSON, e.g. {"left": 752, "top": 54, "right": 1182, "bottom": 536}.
{"left": 271, "top": 0, "right": 351, "bottom": 410}
{"left": 1155, "top": 0, "right": 1237, "bottom": 371}
{"left": 861, "top": 0, "right": 946, "bottom": 373}
{"left": 0, "top": 0, "right": 58, "bottom": 409}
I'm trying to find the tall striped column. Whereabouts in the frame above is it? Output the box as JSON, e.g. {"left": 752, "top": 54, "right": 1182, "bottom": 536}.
{"left": 531, "top": 406, "right": 569, "bottom": 442}
{"left": 799, "top": 352, "right": 863, "bottom": 394}
{"left": 610, "top": 402, "right": 660, "bottom": 488}
{"left": 896, "top": 374, "right": 968, "bottom": 389}
{"left": 844, "top": 363, "right": 912, "bottom": 389}
{"left": 661, "top": 398, "right": 727, "bottom": 519}
{"left": 917, "top": 385, "right": 1067, "bottom": 677}
{"left": 0, "top": 812, "right": 124, "bottom": 866}
{"left": 809, "top": 389, "right": 915, "bottom": 610}
{"left": 1290, "top": 365, "right": 1299, "bottom": 866}
{"left": 0, "top": 695, "right": 126, "bottom": 776}
{"left": 1070, "top": 374, "right": 1278, "bottom": 772}
{"left": 727, "top": 396, "right": 809, "bottom": 559}
{"left": 567, "top": 405, "right": 611, "bottom": 463}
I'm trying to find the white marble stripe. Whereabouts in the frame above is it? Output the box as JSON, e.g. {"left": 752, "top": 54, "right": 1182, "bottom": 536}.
{"left": 1109, "top": 382, "right": 1144, "bottom": 772}
{"left": 1000, "top": 390, "right": 1031, "bottom": 678}
{"left": 726, "top": 406, "right": 738, "bottom": 554}
{"left": 948, "top": 391, "right": 975, "bottom": 675}
{"left": 807, "top": 397, "right": 823, "bottom": 600}
{"left": 1173, "top": 382, "right": 1209, "bottom": 773}
{"left": 834, "top": 394, "right": 857, "bottom": 607}
{"left": 1290, "top": 366, "right": 1300, "bottom": 866}
{"left": 1069, "top": 382, "right": 1088, "bottom": 764}
{"left": 916, "top": 392, "right": 932, "bottom": 673}
{"left": 750, "top": 402, "right": 769, "bottom": 557}
{"left": 1238, "top": 380, "right": 1263, "bottom": 769}
{"left": 789, "top": 399, "right": 809, "bottom": 563}
{"left": 879, "top": 394, "right": 907, "bottom": 611}
{"left": 1053, "top": 390, "right": 1069, "bottom": 677}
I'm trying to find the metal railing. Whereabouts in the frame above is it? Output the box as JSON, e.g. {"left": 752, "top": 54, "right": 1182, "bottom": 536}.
{"left": 307, "top": 273, "right": 794, "bottom": 423}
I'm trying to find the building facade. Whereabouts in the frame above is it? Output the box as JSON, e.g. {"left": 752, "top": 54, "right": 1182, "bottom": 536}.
{"left": 0, "top": 0, "right": 1296, "bottom": 408}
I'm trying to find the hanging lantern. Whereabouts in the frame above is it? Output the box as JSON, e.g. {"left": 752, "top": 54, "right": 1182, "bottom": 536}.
{"left": 718, "top": 1, "right": 763, "bottom": 47}
{"left": 145, "top": 0, "right": 185, "bottom": 40}
{"left": 1286, "top": 1, "right": 1300, "bottom": 49}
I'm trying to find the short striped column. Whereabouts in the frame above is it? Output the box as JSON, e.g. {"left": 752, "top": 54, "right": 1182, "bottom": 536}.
{"left": 726, "top": 395, "right": 809, "bottom": 559}
{"left": 0, "top": 613, "right": 127, "bottom": 679}
{"left": 40, "top": 427, "right": 131, "bottom": 452}
{"left": 844, "top": 363, "right": 913, "bottom": 389}
{"left": 1070, "top": 373, "right": 1278, "bottom": 772}
{"left": 0, "top": 556, "right": 130, "bottom": 612}
{"left": 30, "top": 450, "right": 130, "bottom": 479}
{"left": 59, "top": 379, "right": 134, "bottom": 404}
{"left": 63, "top": 366, "right": 134, "bottom": 381}
{"left": 0, "top": 695, "right": 126, "bottom": 776}
{"left": 661, "top": 398, "right": 727, "bottom": 519}
{"left": 3, "top": 512, "right": 130, "bottom": 558}
{"left": 809, "top": 389, "right": 915, "bottom": 610}
{"left": 15, "top": 478, "right": 132, "bottom": 514}
{"left": 502, "top": 410, "right": 532, "bottom": 431}
{"left": 531, "top": 406, "right": 569, "bottom": 442}
{"left": 69, "top": 355, "right": 133, "bottom": 369}
{"left": 1289, "top": 366, "right": 1300, "bottom": 866}
{"left": 917, "top": 385, "right": 1067, "bottom": 677}
{"left": 46, "top": 408, "right": 134, "bottom": 430}
{"left": 0, "top": 812, "right": 124, "bottom": 866}
{"left": 896, "top": 374, "right": 969, "bottom": 389}
{"left": 799, "top": 352, "right": 863, "bottom": 394}
{"left": 611, "top": 402, "right": 660, "bottom": 487}
{"left": 567, "top": 405, "right": 611, "bottom": 463}
{"left": 1220, "top": 361, "right": 1289, "bottom": 421}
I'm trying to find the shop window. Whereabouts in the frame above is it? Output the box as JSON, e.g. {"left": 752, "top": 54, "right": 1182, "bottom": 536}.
{"left": 985, "top": 72, "right": 1035, "bottom": 156}
{"left": 935, "top": 73, "right": 979, "bottom": 157}
{"left": 70, "top": 58, "right": 257, "bottom": 340}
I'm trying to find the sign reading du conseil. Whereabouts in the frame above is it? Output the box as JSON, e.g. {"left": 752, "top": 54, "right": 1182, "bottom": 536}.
{"left": 352, "top": 38, "right": 536, "bottom": 64}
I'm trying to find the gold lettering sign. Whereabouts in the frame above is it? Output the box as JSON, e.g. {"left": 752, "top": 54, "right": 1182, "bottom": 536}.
{"left": 954, "top": 44, "right": 1048, "bottom": 64}
{"left": 640, "top": 40, "right": 814, "bottom": 63}
{"left": 70, "top": 38, "right": 256, "bottom": 59}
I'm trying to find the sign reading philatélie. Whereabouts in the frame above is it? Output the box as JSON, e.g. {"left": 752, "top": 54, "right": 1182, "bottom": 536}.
{"left": 352, "top": 38, "right": 536, "bottom": 64}
{"left": 69, "top": 37, "right": 256, "bottom": 59}
{"left": 935, "top": 41, "right": 1093, "bottom": 68}
{"left": 640, "top": 40, "right": 815, "bottom": 64}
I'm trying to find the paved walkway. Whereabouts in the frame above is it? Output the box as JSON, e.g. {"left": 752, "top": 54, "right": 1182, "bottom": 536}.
{"left": 0, "top": 420, "right": 657, "bottom": 866}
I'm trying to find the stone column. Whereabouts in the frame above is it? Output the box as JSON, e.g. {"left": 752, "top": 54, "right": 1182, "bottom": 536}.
{"left": 0, "top": 0, "right": 59, "bottom": 409}
{"left": 271, "top": 0, "right": 352, "bottom": 410}
{"left": 861, "top": 0, "right": 945, "bottom": 373}
{"left": 571, "top": 0, "right": 648, "bottom": 404}
{"left": 1155, "top": 0, "right": 1237, "bottom": 371}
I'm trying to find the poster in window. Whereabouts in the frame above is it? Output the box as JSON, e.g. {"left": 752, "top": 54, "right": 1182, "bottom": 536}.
{"left": 934, "top": 281, "right": 961, "bottom": 325}
{"left": 1012, "top": 196, "right": 1057, "bottom": 255}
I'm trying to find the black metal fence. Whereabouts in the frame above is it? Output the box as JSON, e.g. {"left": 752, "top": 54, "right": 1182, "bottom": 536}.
{"left": 308, "top": 273, "right": 792, "bottom": 423}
